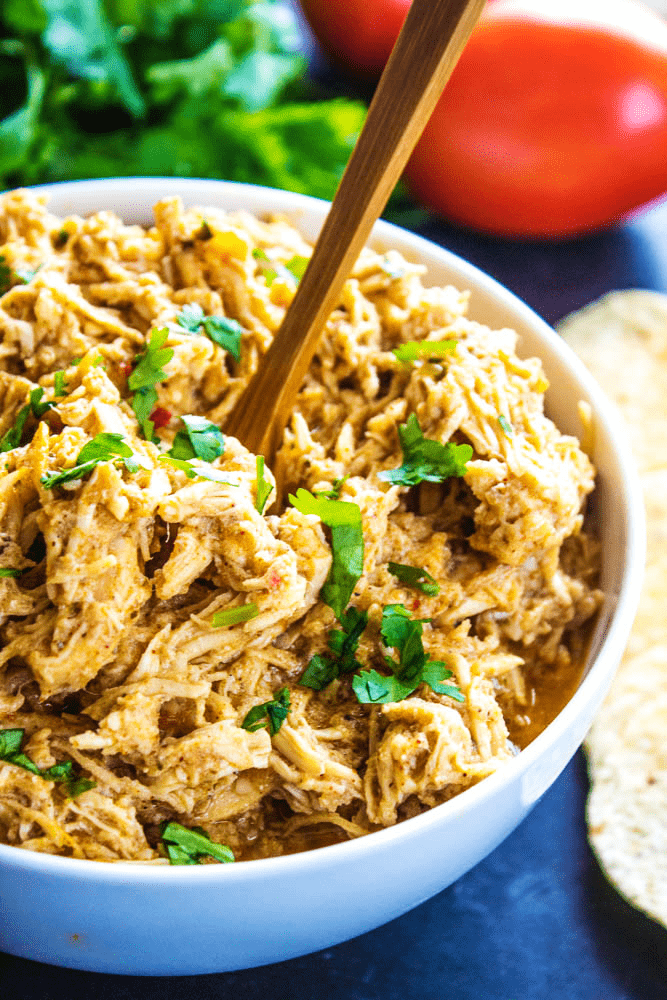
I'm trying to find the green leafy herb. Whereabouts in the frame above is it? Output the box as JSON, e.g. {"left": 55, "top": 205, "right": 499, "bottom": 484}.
{"left": 0, "top": 728, "right": 95, "bottom": 798}
{"left": 0, "top": 256, "right": 11, "bottom": 295}
{"left": 158, "top": 454, "right": 238, "bottom": 485}
{"left": 252, "top": 247, "right": 278, "bottom": 286}
{"left": 161, "top": 822, "right": 235, "bottom": 866}
{"left": 300, "top": 607, "right": 368, "bottom": 690}
{"left": 252, "top": 248, "right": 309, "bottom": 287}
{"left": 388, "top": 562, "right": 440, "bottom": 597}
{"left": 352, "top": 604, "right": 464, "bottom": 705}
{"left": 314, "top": 475, "right": 349, "bottom": 500}
{"left": 0, "top": 568, "right": 23, "bottom": 578}
{"left": 176, "top": 304, "right": 244, "bottom": 362}
{"left": 289, "top": 488, "right": 364, "bottom": 621}
{"left": 169, "top": 415, "right": 225, "bottom": 463}
{"left": 211, "top": 602, "right": 260, "bottom": 628}
{"left": 41, "top": 432, "right": 138, "bottom": 489}
{"left": 53, "top": 370, "right": 67, "bottom": 397}
{"left": 378, "top": 414, "right": 472, "bottom": 487}
{"left": 498, "top": 415, "right": 513, "bottom": 437}
{"left": 242, "top": 686, "right": 290, "bottom": 735}
{"left": 53, "top": 229, "right": 69, "bottom": 248}
{"left": 392, "top": 340, "right": 457, "bottom": 363}
{"left": 128, "top": 328, "right": 174, "bottom": 440}
{"left": 255, "top": 455, "right": 273, "bottom": 514}
{"left": 284, "top": 255, "right": 308, "bottom": 281}
{"left": 0, "top": 388, "right": 54, "bottom": 454}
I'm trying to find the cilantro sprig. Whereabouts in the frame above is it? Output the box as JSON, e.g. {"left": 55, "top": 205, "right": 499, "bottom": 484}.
{"left": 169, "top": 415, "right": 225, "bottom": 463}
{"left": 0, "top": 388, "right": 54, "bottom": 454}
{"left": 0, "top": 729, "right": 95, "bottom": 798}
{"left": 0, "top": 568, "right": 24, "bottom": 578}
{"left": 252, "top": 248, "right": 309, "bottom": 287}
{"left": 289, "top": 488, "right": 364, "bottom": 621}
{"left": 242, "top": 687, "right": 290, "bottom": 735}
{"left": 41, "top": 432, "right": 139, "bottom": 489}
{"left": 177, "top": 304, "right": 244, "bottom": 362}
{"left": 53, "top": 370, "right": 68, "bottom": 397}
{"left": 314, "top": 475, "right": 349, "bottom": 500}
{"left": 160, "top": 822, "right": 234, "bottom": 866}
{"left": 393, "top": 340, "right": 457, "bottom": 363}
{"left": 388, "top": 562, "right": 440, "bottom": 597}
{"left": 255, "top": 455, "right": 274, "bottom": 514}
{"left": 158, "top": 454, "right": 238, "bottom": 485}
{"left": 378, "top": 414, "right": 472, "bottom": 487}
{"left": 352, "top": 605, "right": 464, "bottom": 705}
{"left": 128, "top": 328, "right": 174, "bottom": 440}
{"left": 300, "top": 607, "right": 368, "bottom": 691}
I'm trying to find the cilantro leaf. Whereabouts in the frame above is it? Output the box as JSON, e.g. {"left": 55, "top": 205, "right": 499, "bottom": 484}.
{"left": 314, "top": 475, "right": 349, "bottom": 500}
{"left": 211, "top": 602, "right": 259, "bottom": 628}
{"left": 53, "top": 370, "right": 68, "bottom": 397}
{"left": 300, "top": 606, "right": 368, "bottom": 690}
{"left": 0, "top": 728, "right": 96, "bottom": 797}
{"left": 378, "top": 414, "right": 472, "bottom": 487}
{"left": 498, "top": 415, "right": 513, "bottom": 437}
{"left": 0, "top": 388, "right": 54, "bottom": 454}
{"left": 388, "top": 562, "right": 440, "bottom": 597}
{"left": 352, "top": 604, "right": 464, "bottom": 705}
{"left": 158, "top": 455, "right": 238, "bottom": 485}
{"left": 176, "top": 305, "right": 244, "bottom": 362}
{"left": 393, "top": 340, "right": 457, "bottom": 363}
{"left": 0, "top": 568, "right": 24, "bottom": 578}
{"left": 289, "top": 488, "right": 364, "bottom": 620}
{"left": 41, "top": 432, "right": 138, "bottom": 489}
{"left": 161, "top": 822, "right": 234, "bottom": 866}
{"left": 255, "top": 455, "right": 273, "bottom": 514}
{"left": 252, "top": 248, "right": 309, "bottom": 288}
{"left": 284, "top": 255, "right": 309, "bottom": 281}
{"left": 168, "top": 415, "right": 225, "bottom": 463}
{"left": 128, "top": 328, "right": 174, "bottom": 440}
{"left": 0, "top": 256, "right": 11, "bottom": 295}
{"left": 242, "top": 686, "right": 290, "bottom": 735}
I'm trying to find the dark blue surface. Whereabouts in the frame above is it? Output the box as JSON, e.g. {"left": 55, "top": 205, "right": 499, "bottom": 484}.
{"left": 3, "top": 100, "right": 667, "bottom": 1000}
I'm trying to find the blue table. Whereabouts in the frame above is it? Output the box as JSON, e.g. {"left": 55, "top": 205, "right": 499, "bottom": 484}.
{"left": 3, "top": 196, "right": 667, "bottom": 999}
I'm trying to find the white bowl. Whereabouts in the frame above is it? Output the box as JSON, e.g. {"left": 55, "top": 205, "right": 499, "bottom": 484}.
{"left": 0, "top": 178, "right": 645, "bottom": 975}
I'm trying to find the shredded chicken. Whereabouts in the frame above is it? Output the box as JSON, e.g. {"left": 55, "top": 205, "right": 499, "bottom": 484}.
{"left": 0, "top": 189, "right": 601, "bottom": 862}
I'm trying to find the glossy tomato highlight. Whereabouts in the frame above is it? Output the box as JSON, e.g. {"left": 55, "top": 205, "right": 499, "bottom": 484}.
{"left": 404, "top": 0, "right": 667, "bottom": 237}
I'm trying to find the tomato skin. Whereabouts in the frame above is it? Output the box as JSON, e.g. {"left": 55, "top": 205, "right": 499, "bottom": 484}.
{"left": 405, "top": 1, "right": 667, "bottom": 237}
{"left": 299, "top": 0, "right": 411, "bottom": 78}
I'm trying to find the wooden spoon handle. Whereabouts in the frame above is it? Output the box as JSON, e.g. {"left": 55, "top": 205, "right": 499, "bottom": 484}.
{"left": 226, "top": 0, "right": 486, "bottom": 459}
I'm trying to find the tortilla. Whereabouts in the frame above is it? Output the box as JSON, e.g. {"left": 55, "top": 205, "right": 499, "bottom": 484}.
{"left": 558, "top": 290, "right": 667, "bottom": 925}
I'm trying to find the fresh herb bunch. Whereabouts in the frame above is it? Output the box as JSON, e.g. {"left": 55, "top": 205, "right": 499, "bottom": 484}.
{"left": 0, "top": 1, "right": 366, "bottom": 198}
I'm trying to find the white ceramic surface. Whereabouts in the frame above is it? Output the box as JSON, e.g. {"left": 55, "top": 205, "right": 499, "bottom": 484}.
{"left": 0, "top": 179, "right": 645, "bottom": 975}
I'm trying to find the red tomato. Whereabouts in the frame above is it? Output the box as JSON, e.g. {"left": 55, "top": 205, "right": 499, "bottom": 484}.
{"left": 405, "top": 0, "right": 667, "bottom": 237}
{"left": 299, "top": 0, "right": 411, "bottom": 78}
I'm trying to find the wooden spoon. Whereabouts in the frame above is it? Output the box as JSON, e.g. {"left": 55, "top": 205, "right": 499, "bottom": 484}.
{"left": 225, "top": 0, "right": 486, "bottom": 460}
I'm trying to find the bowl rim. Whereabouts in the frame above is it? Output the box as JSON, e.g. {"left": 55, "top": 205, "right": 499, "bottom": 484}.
{"left": 0, "top": 177, "right": 646, "bottom": 882}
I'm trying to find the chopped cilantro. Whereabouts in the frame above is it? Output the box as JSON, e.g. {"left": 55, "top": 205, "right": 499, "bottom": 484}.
{"left": 53, "top": 370, "right": 67, "bottom": 397}
{"left": 0, "top": 728, "right": 96, "bottom": 798}
{"left": 255, "top": 455, "right": 274, "bottom": 514}
{"left": 289, "top": 488, "right": 364, "bottom": 621}
{"left": 14, "top": 265, "right": 40, "bottom": 285}
{"left": 284, "top": 255, "right": 309, "bottom": 281}
{"left": 242, "top": 687, "right": 290, "bottom": 735}
{"left": 352, "top": 604, "right": 464, "bottom": 705}
{"left": 314, "top": 475, "right": 349, "bottom": 500}
{"left": 388, "top": 562, "right": 440, "bottom": 597}
{"left": 169, "top": 415, "right": 225, "bottom": 463}
{"left": 41, "top": 432, "right": 138, "bottom": 489}
{"left": 301, "top": 607, "right": 368, "bottom": 690}
{"left": 0, "top": 388, "right": 54, "bottom": 453}
{"left": 161, "top": 822, "right": 234, "bottom": 866}
{"left": 378, "top": 413, "right": 472, "bottom": 487}
{"left": 53, "top": 229, "right": 69, "bottom": 249}
{"left": 0, "top": 256, "right": 10, "bottom": 295}
{"left": 176, "top": 304, "right": 244, "bottom": 362}
{"left": 393, "top": 340, "right": 457, "bottom": 363}
{"left": 252, "top": 248, "right": 308, "bottom": 287}
{"left": 211, "top": 603, "right": 259, "bottom": 628}
{"left": 252, "top": 247, "right": 278, "bottom": 286}
{"left": 128, "top": 328, "right": 174, "bottom": 440}
{"left": 0, "top": 568, "right": 23, "bottom": 578}
{"left": 158, "top": 454, "right": 238, "bottom": 485}
{"left": 498, "top": 415, "right": 513, "bottom": 437}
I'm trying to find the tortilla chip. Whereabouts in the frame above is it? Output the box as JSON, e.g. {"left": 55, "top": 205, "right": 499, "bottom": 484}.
{"left": 558, "top": 290, "right": 667, "bottom": 925}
